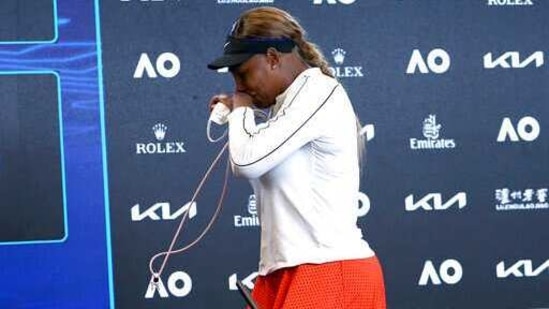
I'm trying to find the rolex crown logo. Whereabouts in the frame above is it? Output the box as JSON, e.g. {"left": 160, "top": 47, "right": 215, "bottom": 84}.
{"left": 152, "top": 123, "right": 167, "bottom": 141}
{"left": 332, "top": 48, "right": 346, "bottom": 65}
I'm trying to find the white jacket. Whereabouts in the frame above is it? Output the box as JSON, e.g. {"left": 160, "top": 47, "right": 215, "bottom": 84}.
{"left": 228, "top": 68, "right": 374, "bottom": 275}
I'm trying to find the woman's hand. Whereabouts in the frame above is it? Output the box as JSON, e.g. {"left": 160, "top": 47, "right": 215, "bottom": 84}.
{"left": 208, "top": 92, "right": 254, "bottom": 112}
{"left": 208, "top": 93, "right": 233, "bottom": 112}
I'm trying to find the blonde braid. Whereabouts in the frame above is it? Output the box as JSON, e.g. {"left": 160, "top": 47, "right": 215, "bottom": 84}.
{"left": 293, "top": 38, "right": 334, "bottom": 78}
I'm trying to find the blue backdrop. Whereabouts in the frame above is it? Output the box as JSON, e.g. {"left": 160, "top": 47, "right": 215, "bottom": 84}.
{"left": 0, "top": 0, "right": 547, "bottom": 308}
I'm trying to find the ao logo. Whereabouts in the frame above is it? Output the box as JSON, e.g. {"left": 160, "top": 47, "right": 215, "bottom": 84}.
{"left": 497, "top": 116, "right": 540, "bottom": 142}
{"left": 145, "top": 271, "right": 193, "bottom": 298}
{"left": 134, "top": 52, "right": 181, "bottom": 78}
{"left": 359, "top": 124, "right": 375, "bottom": 142}
{"left": 229, "top": 272, "right": 258, "bottom": 290}
{"left": 313, "top": 0, "right": 356, "bottom": 4}
{"left": 357, "top": 192, "right": 370, "bottom": 217}
{"left": 406, "top": 49, "right": 450, "bottom": 74}
{"left": 418, "top": 259, "right": 463, "bottom": 286}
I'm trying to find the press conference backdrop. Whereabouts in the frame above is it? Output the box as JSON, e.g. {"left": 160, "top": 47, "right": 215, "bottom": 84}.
{"left": 0, "top": 0, "right": 547, "bottom": 308}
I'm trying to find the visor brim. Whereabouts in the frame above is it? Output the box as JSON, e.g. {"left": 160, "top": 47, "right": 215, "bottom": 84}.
{"left": 207, "top": 53, "right": 255, "bottom": 70}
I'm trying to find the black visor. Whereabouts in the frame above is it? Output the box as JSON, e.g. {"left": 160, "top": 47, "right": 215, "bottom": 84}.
{"left": 207, "top": 36, "right": 296, "bottom": 70}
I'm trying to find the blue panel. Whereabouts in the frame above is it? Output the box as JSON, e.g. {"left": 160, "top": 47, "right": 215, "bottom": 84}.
{"left": 0, "top": 0, "right": 58, "bottom": 44}
{"left": 0, "top": 0, "right": 111, "bottom": 307}
{"left": 0, "top": 71, "right": 67, "bottom": 245}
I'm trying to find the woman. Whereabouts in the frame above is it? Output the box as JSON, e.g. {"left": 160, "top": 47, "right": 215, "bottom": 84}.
{"left": 208, "top": 6, "right": 386, "bottom": 309}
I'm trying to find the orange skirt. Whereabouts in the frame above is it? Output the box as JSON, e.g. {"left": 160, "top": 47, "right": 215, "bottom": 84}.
{"left": 248, "top": 256, "right": 386, "bottom": 309}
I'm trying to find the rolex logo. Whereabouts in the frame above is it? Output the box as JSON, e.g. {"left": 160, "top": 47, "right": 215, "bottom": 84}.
{"left": 136, "top": 123, "right": 186, "bottom": 155}
{"left": 152, "top": 123, "right": 167, "bottom": 141}
{"left": 332, "top": 48, "right": 346, "bottom": 65}
{"left": 328, "top": 47, "right": 364, "bottom": 78}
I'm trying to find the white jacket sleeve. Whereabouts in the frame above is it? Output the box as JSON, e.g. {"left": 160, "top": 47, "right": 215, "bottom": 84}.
{"left": 228, "top": 78, "right": 339, "bottom": 179}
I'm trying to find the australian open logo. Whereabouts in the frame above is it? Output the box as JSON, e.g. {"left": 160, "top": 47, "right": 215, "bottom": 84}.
{"left": 234, "top": 194, "right": 260, "bottom": 228}
{"left": 409, "top": 115, "right": 456, "bottom": 150}
{"left": 329, "top": 48, "right": 364, "bottom": 78}
{"left": 135, "top": 123, "right": 187, "bottom": 155}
